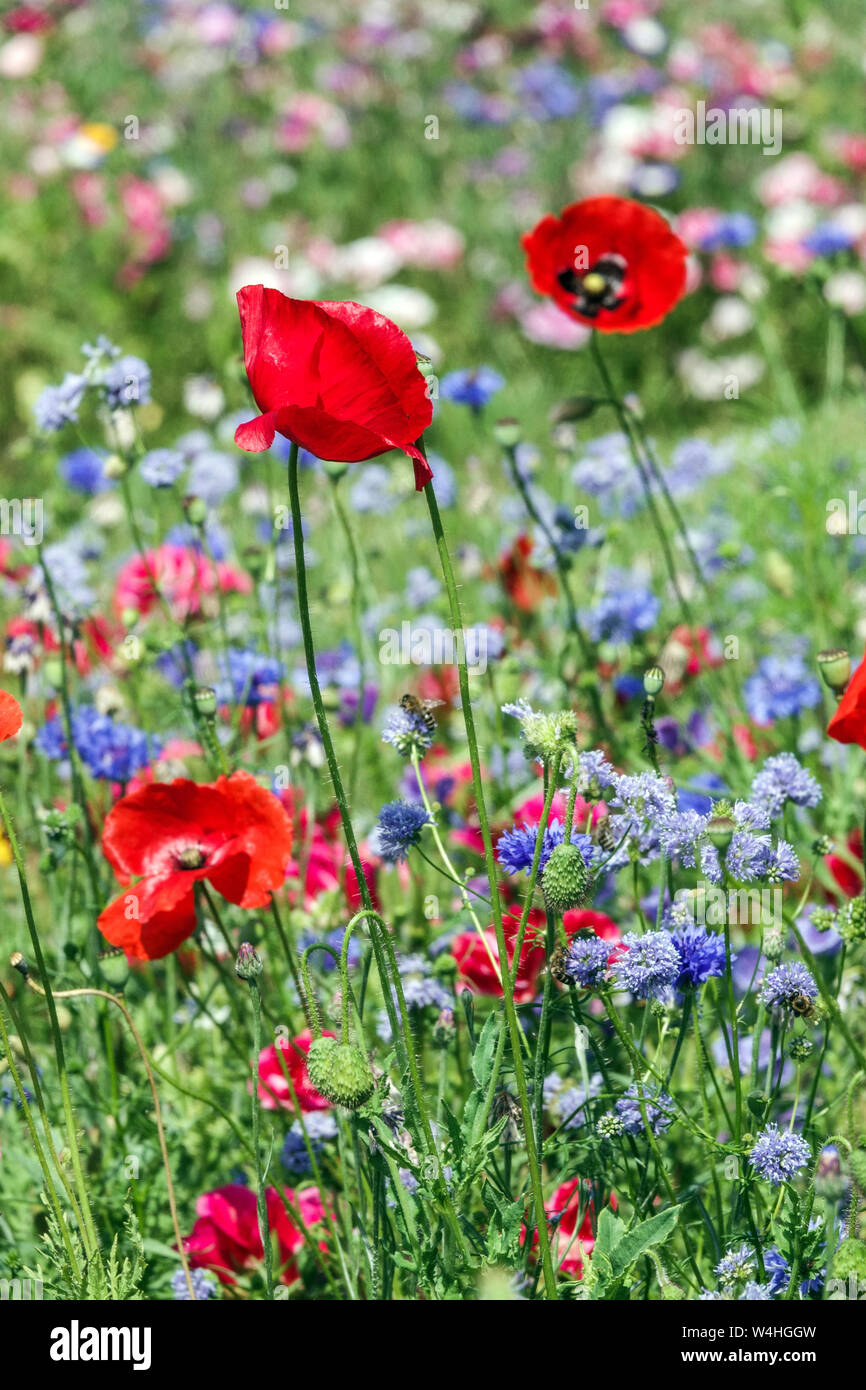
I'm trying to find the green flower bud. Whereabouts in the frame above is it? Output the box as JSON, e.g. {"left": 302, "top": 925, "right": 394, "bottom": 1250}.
{"left": 97, "top": 948, "right": 130, "bottom": 990}
{"left": 541, "top": 842, "right": 589, "bottom": 915}
{"left": 306, "top": 1037, "right": 375, "bottom": 1110}
{"left": 788, "top": 1036, "right": 813, "bottom": 1062}
{"left": 102, "top": 453, "right": 129, "bottom": 480}
{"left": 235, "top": 942, "right": 263, "bottom": 981}
{"left": 184, "top": 495, "right": 208, "bottom": 526}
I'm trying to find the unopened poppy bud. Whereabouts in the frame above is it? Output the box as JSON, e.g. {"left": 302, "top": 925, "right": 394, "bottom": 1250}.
{"left": 235, "top": 942, "right": 263, "bottom": 980}
{"left": 103, "top": 453, "right": 128, "bottom": 480}
{"left": 643, "top": 665, "right": 665, "bottom": 697}
{"left": 307, "top": 1037, "right": 375, "bottom": 1110}
{"left": 193, "top": 685, "right": 218, "bottom": 718}
{"left": 493, "top": 417, "right": 521, "bottom": 448}
{"left": 98, "top": 948, "right": 130, "bottom": 989}
{"left": 541, "top": 842, "right": 589, "bottom": 914}
{"left": 43, "top": 659, "right": 64, "bottom": 690}
{"left": 817, "top": 648, "right": 851, "bottom": 694}
{"left": 184, "top": 495, "right": 208, "bottom": 526}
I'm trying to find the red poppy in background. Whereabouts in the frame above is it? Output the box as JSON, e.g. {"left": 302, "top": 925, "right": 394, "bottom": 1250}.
{"left": 97, "top": 771, "right": 294, "bottom": 960}
{"left": 827, "top": 648, "right": 866, "bottom": 748}
{"left": 452, "top": 906, "right": 617, "bottom": 1003}
{"left": 498, "top": 533, "right": 557, "bottom": 611}
{"left": 522, "top": 196, "right": 688, "bottom": 333}
{"left": 824, "top": 829, "right": 864, "bottom": 900}
{"left": 256, "top": 1028, "right": 336, "bottom": 1112}
{"left": 233, "top": 286, "right": 435, "bottom": 489}
{"left": 523, "top": 1178, "right": 617, "bottom": 1279}
{"left": 184, "top": 1183, "right": 327, "bottom": 1286}
{"left": 0, "top": 690, "right": 23, "bottom": 742}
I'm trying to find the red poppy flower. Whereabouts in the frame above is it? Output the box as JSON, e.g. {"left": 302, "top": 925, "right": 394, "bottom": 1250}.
{"left": 255, "top": 1029, "right": 336, "bottom": 1112}
{"left": 523, "top": 1178, "right": 617, "bottom": 1279}
{"left": 97, "top": 771, "right": 294, "bottom": 960}
{"left": 521, "top": 196, "right": 688, "bottom": 333}
{"left": 498, "top": 533, "right": 557, "bottom": 612}
{"left": 451, "top": 905, "right": 609, "bottom": 1003}
{"left": 183, "top": 1183, "right": 327, "bottom": 1287}
{"left": 824, "top": 830, "right": 864, "bottom": 901}
{"left": 233, "top": 286, "right": 434, "bottom": 489}
{"left": 827, "top": 649, "right": 866, "bottom": 748}
{"left": 0, "top": 690, "right": 23, "bottom": 742}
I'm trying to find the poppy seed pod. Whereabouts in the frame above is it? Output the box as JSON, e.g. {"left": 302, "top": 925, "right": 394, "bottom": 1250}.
{"left": 643, "top": 666, "right": 665, "bottom": 697}
{"left": 817, "top": 647, "right": 851, "bottom": 694}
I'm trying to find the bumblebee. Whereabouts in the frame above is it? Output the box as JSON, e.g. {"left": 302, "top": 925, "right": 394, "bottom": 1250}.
{"left": 789, "top": 992, "right": 816, "bottom": 1019}
{"left": 400, "top": 693, "right": 444, "bottom": 732}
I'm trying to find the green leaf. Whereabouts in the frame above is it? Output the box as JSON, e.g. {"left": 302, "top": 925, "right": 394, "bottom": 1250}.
{"left": 471, "top": 1012, "right": 500, "bottom": 1091}
{"left": 608, "top": 1206, "right": 681, "bottom": 1281}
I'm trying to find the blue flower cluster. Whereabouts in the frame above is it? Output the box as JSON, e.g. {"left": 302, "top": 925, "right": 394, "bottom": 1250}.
{"left": 749, "top": 1125, "right": 811, "bottom": 1186}
{"left": 497, "top": 819, "right": 594, "bottom": 877}
{"left": 36, "top": 707, "right": 158, "bottom": 783}
{"left": 374, "top": 801, "right": 431, "bottom": 862}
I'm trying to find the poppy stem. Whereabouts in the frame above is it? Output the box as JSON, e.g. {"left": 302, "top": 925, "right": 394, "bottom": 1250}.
{"left": 246, "top": 970, "right": 276, "bottom": 1299}
{"left": 422, "top": 472, "right": 559, "bottom": 1300}
{"left": 286, "top": 444, "right": 470, "bottom": 1269}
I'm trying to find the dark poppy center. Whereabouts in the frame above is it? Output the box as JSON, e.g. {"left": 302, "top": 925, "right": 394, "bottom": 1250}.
{"left": 177, "top": 846, "right": 207, "bottom": 870}
{"left": 557, "top": 253, "right": 628, "bottom": 318}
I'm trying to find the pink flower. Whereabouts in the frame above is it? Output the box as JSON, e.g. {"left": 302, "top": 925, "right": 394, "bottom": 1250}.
{"left": 183, "top": 1183, "right": 327, "bottom": 1286}
{"left": 113, "top": 544, "right": 251, "bottom": 621}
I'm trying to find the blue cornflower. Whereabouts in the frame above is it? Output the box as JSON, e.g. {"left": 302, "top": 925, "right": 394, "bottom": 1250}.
{"left": 280, "top": 1111, "right": 338, "bottom": 1177}
{"left": 187, "top": 449, "right": 239, "bottom": 503}
{"left": 743, "top": 654, "right": 821, "bottom": 724}
{"left": 671, "top": 926, "right": 728, "bottom": 988}
{"left": 374, "top": 801, "right": 431, "bottom": 862}
{"left": 563, "top": 934, "right": 611, "bottom": 989}
{"left": 36, "top": 708, "right": 158, "bottom": 783}
{"left": 381, "top": 705, "right": 434, "bottom": 758}
{"left": 496, "top": 819, "right": 593, "bottom": 876}
{"left": 59, "top": 448, "right": 110, "bottom": 494}
{"left": 612, "top": 931, "right": 681, "bottom": 1000}
{"left": 758, "top": 961, "right": 817, "bottom": 1011}
{"left": 750, "top": 754, "right": 821, "bottom": 818}
{"left": 749, "top": 1124, "right": 811, "bottom": 1186}
{"left": 102, "top": 355, "right": 151, "bottom": 409}
{"left": 515, "top": 60, "right": 581, "bottom": 120}
{"left": 715, "top": 1243, "right": 754, "bottom": 1284}
{"left": 440, "top": 367, "right": 504, "bottom": 410}
{"left": 34, "top": 373, "right": 87, "bottom": 432}
{"left": 217, "top": 648, "right": 283, "bottom": 707}
{"left": 139, "top": 448, "right": 185, "bottom": 488}
{"left": 580, "top": 568, "right": 660, "bottom": 644}
{"left": 171, "top": 1268, "right": 216, "bottom": 1300}
{"left": 615, "top": 1083, "right": 674, "bottom": 1136}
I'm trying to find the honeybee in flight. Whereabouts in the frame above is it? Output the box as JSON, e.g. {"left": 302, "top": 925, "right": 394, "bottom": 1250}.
{"left": 400, "top": 693, "right": 445, "bottom": 732}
